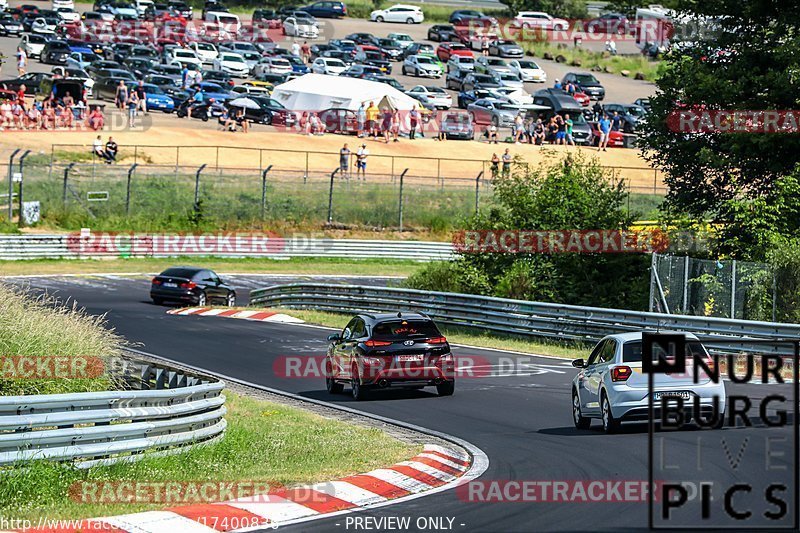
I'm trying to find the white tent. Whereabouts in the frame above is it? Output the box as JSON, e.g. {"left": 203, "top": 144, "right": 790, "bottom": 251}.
{"left": 270, "top": 73, "right": 420, "bottom": 112}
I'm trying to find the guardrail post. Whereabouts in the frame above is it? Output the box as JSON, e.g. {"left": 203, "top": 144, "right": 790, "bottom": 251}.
{"left": 194, "top": 164, "right": 207, "bottom": 215}
{"left": 62, "top": 163, "right": 75, "bottom": 205}
{"left": 474, "top": 171, "right": 483, "bottom": 214}
{"left": 17, "top": 150, "right": 31, "bottom": 228}
{"left": 7, "top": 148, "right": 20, "bottom": 221}
{"left": 730, "top": 259, "right": 737, "bottom": 319}
{"left": 397, "top": 168, "right": 409, "bottom": 231}
{"left": 261, "top": 165, "right": 272, "bottom": 220}
{"left": 126, "top": 164, "right": 138, "bottom": 215}
{"left": 327, "top": 168, "right": 339, "bottom": 224}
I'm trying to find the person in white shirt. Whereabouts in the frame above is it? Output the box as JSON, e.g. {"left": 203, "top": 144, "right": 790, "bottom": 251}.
{"left": 356, "top": 143, "right": 369, "bottom": 180}
{"left": 291, "top": 41, "right": 301, "bottom": 57}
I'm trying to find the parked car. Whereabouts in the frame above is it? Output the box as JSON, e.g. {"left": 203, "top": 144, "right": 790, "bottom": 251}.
{"left": 283, "top": 16, "right": 319, "bottom": 37}
{"left": 20, "top": 33, "right": 52, "bottom": 58}
{"left": 0, "top": 72, "right": 48, "bottom": 94}
{"left": 252, "top": 8, "right": 281, "bottom": 28}
{"left": 0, "top": 15, "right": 24, "bottom": 36}
{"left": 590, "top": 121, "right": 625, "bottom": 147}
{"left": 318, "top": 107, "right": 358, "bottom": 134}
{"left": 602, "top": 103, "right": 647, "bottom": 133}
{"left": 230, "top": 84, "right": 271, "bottom": 97}
{"left": 375, "top": 38, "right": 404, "bottom": 60}
{"left": 150, "top": 267, "right": 235, "bottom": 306}
{"left": 406, "top": 84, "right": 451, "bottom": 109}
{"left": 460, "top": 72, "right": 501, "bottom": 92}
{"left": 300, "top": 1, "right": 346, "bottom": 18}
{"left": 475, "top": 55, "right": 510, "bottom": 75}
{"left": 634, "top": 97, "right": 650, "bottom": 112}
{"left": 253, "top": 56, "right": 293, "bottom": 77}
{"left": 40, "top": 40, "right": 72, "bottom": 64}
{"left": 166, "top": 48, "right": 202, "bottom": 69}
{"left": 311, "top": 56, "right": 347, "bottom": 75}
{"left": 370, "top": 4, "right": 423, "bottom": 24}
{"left": 438, "top": 110, "right": 474, "bottom": 140}
{"left": 467, "top": 97, "right": 521, "bottom": 127}
{"left": 456, "top": 88, "right": 493, "bottom": 108}
{"left": 436, "top": 42, "right": 471, "bottom": 62}
{"left": 513, "top": 11, "right": 568, "bottom": 31}
{"left": 325, "top": 313, "right": 455, "bottom": 399}
{"left": 231, "top": 95, "right": 296, "bottom": 125}
{"left": 562, "top": 71, "right": 605, "bottom": 100}
{"left": 386, "top": 32, "right": 413, "bottom": 48}
{"left": 340, "top": 64, "right": 383, "bottom": 79}
{"left": 570, "top": 332, "right": 725, "bottom": 432}
{"left": 427, "top": 24, "right": 458, "bottom": 42}
{"left": 366, "top": 74, "right": 403, "bottom": 90}
{"left": 488, "top": 39, "right": 524, "bottom": 58}
{"left": 449, "top": 9, "right": 494, "bottom": 26}
{"left": 532, "top": 88, "right": 594, "bottom": 144}
{"left": 189, "top": 41, "right": 219, "bottom": 64}
{"left": 402, "top": 42, "right": 434, "bottom": 59}
{"left": 584, "top": 12, "right": 631, "bottom": 34}
{"left": 446, "top": 54, "right": 475, "bottom": 72}
{"left": 402, "top": 55, "right": 442, "bottom": 78}
{"left": 508, "top": 59, "right": 547, "bottom": 83}
{"left": 213, "top": 52, "right": 249, "bottom": 77}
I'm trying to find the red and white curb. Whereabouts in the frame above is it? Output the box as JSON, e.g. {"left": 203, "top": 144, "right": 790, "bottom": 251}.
{"left": 166, "top": 307, "right": 305, "bottom": 324}
{"left": 13, "top": 445, "right": 473, "bottom": 533}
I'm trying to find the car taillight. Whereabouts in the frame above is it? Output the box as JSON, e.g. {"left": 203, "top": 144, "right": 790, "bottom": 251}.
{"left": 611, "top": 366, "right": 632, "bottom": 382}
{"left": 151, "top": 277, "right": 161, "bottom": 285}
{"left": 428, "top": 337, "right": 447, "bottom": 344}
{"left": 179, "top": 281, "right": 197, "bottom": 289}
{"left": 364, "top": 339, "right": 392, "bottom": 347}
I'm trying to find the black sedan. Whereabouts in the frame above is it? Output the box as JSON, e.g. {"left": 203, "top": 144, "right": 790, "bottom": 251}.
{"left": 427, "top": 24, "right": 458, "bottom": 42}
{"left": 0, "top": 72, "right": 49, "bottom": 94}
{"left": 150, "top": 267, "right": 235, "bottom": 306}
{"left": 228, "top": 95, "right": 296, "bottom": 126}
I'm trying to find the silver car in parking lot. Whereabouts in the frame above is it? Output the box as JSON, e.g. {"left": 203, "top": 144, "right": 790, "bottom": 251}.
{"left": 571, "top": 332, "right": 726, "bottom": 433}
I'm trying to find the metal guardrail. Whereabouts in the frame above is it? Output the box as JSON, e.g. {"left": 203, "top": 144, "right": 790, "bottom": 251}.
{"left": 0, "top": 358, "right": 226, "bottom": 468}
{"left": 249, "top": 283, "right": 800, "bottom": 356}
{"left": 0, "top": 235, "right": 454, "bottom": 261}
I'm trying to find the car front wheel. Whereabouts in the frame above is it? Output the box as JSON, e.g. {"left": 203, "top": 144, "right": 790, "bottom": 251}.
{"left": 376, "top": 16, "right": 384, "bottom": 22}
{"left": 225, "top": 292, "right": 236, "bottom": 307}
{"left": 406, "top": 17, "right": 414, "bottom": 24}
{"left": 572, "top": 390, "right": 591, "bottom": 429}
{"left": 325, "top": 360, "right": 344, "bottom": 394}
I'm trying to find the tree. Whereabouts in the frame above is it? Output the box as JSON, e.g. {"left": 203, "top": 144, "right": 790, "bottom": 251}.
{"left": 638, "top": 0, "right": 800, "bottom": 260}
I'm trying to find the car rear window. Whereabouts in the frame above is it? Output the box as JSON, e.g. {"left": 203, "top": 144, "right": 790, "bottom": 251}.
{"left": 372, "top": 319, "right": 441, "bottom": 340}
{"left": 622, "top": 340, "right": 708, "bottom": 363}
{"left": 160, "top": 267, "right": 200, "bottom": 278}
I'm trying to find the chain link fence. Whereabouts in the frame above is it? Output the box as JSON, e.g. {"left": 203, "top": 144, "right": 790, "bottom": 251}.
{"left": 650, "top": 253, "right": 775, "bottom": 321}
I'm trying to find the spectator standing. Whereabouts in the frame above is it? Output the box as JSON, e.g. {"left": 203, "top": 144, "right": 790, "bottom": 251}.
{"left": 181, "top": 65, "right": 190, "bottom": 89}
{"left": 490, "top": 152, "right": 499, "bottom": 179}
{"left": 115, "top": 80, "right": 128, "bottom": 110}
{"left": 356, "top": 102, "right": 366, "bottom": 137}
{"left": 391, "top": 109, "right": 400, "bottom": 142}
{"left": 501, "top": 148, "right": 512, "bottom": 176}
{"left": 555, "top": 114, "right": 566, "bottom": 144}
{"left": 513, "top": 114, "right": 524, "bottom": 144}
{"left": 339, "top": 142, "right": 350, "bottom": 177}
{"left": 301, "top": 41, "right": 311, "bottom": 63}
{"left": 15, "top": 47, "right": 26, "bottom": 76}
{"left": 291, "top": 41, "right": 301, "bottom": 57}
{"left": 408, "top": 105, "right": 419, "bottom": 140}
{"left": 553, "top": 78, "right": 562, "bottom": 90}
{"left": 488, "top": 123, "right": 498, "bottom": 144}
{"left": 592, "top": 101, "right": 603, "bottom": 121}
{"left": 381, "top": 107, "right": 392, "bottom": 143}
{"left": 17, "top": 84, "right": 26, "bottom": 104}
{"left": 135, "top": 81, "right": 147, "bottom": 115}
{"left": 564, "top": 113, "right": 575, "bottom": 146}
{"left": 366, "top": 101, "right": 379, "bottom": 138}
{"left": 532, "top": 118, "right": 545, "bottom": 145}
{"left": 356, "top": 143, "right": 369, "bottom": 180}
{"left": 127, "top": 90, "right": 139, "bottom": 127}
{"left": 547, "top": 117, "right": 558, "bottom": 143}
{"left": 611, "top": 111, "right": 621, "bottom": 132}
{"left": 104, "top": 136, "right": 118, "bottom": 163}
{"left": 481, "top": 35, "right": 489, "bottom": 56}
{"left": 597, "top": 114, "right": 611, "bottom": 151}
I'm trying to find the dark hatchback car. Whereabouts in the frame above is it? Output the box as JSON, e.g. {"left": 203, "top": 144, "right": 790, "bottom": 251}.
{"left": 562, "top": 71, "right": 606, "bottom": 100}
{"left": 301, "top": 1, "right": 346, "bottom": 18}
{"left": 427, "top": 24, "right": 458, "bottom": 42}
{"left": 41, "top": 40, "right": 72, "bottom": 65}
{"left": 325, "top": 312, "right": 455, "bottom": 400}
{"left": 150, "top": 267, "right": 236, "bottom": 306}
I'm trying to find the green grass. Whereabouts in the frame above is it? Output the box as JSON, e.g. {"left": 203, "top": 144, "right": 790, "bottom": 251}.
{"left": 526, "top": 41, "right": 663, "bottom": 81}
{"left": 0, "top": 257, "right": 426, "bottom": 277}
{"left": 271, "top": 307, "right": 588, "bottom": 360}
{"left": 627, "top": 192, "right": 664, "bottom": 220}
{"left": 0, "top": 284, "right": 121, "bottom": 396}
{"left": 1, "top": 391, "right": 419, "bottom": 520}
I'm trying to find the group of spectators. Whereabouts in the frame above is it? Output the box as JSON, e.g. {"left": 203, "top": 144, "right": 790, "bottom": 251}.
{"left": 114, "top": 80, "right": 147, "bottom": 127}
{"left": 355, "top": 101, "right": 424, "bottom": 142}
{"left": 92, "top": 134, "right": 118, "bottom": 163}
{"left": 338, "top": 142, "right": 370, "bottom": 179}
{"left": 0, "top": 84, "right": 105, "bottom": 131}
{"left": 510, "top": 113, "right": 577, "bottom": 146}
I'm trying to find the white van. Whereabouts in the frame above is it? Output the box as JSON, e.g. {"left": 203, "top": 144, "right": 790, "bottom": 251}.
{"left": 204, "top": 11, "right": 240, "bottom": 34}
{"left": 136, "top": 0, "right": 154, "bottom": 17}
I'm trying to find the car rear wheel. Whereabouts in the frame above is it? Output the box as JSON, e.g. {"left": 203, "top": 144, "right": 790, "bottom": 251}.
{"left": 325, "top": 360, "right": 344, "bottom": 394}
{"left": 436, "top": 380, "right": 455, "bottom": 396}
{"left": 152, "top": 297, "right": 163, "bottom": 305}
{"left": 225, "top": 292, "right": 235, "bottom": 307}
{"left": 196, "top": 291, "right": 207, "bottom": 307}
{"left": 351, "top": 374, "right": 368, "bottom": 400}
{"left": 601, "top": 392, "right": 619, "bottom": 433}
{"left": 572, "top": 391, "right": 591, "bottom": 429}
{"left": 406, "top": 17, "right": 414, "bottom": 24}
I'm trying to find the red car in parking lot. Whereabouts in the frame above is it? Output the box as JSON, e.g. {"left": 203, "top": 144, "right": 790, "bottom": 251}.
{"left": 325, "top": 312, "right": 456, "bottom": 400}
{"left": 436, "top": 42, "right": 472, "bottom": 61}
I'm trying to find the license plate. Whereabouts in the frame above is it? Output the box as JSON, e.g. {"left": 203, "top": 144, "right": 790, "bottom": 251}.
{"left": 397, "top": 354, "right": 423, "bottom": 362}
{"left": 163, "top": 282, "right": 177, "bottom": 288}
{"left": 653, "top": 391, "right": 691, "bottom": 401}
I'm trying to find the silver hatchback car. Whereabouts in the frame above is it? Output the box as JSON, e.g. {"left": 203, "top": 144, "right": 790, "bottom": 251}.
{"left": 571, "top": 332, "right": 727, "bottom": 433}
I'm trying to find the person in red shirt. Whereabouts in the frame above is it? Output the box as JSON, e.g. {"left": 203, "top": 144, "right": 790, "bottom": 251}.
{"left": 300, "top": 41, "right": 311, "bottom": 63}
{"left": 17, "top": 84, "right": 26, "bottom": 104}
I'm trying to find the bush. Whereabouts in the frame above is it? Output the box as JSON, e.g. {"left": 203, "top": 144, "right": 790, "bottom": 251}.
{"left": 405, "top": 261, "right": 492, "bottom": 295}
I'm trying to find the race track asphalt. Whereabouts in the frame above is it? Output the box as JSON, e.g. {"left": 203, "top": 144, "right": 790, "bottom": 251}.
{"left": 7, "top": 274, "right": 797, "bottom": 533}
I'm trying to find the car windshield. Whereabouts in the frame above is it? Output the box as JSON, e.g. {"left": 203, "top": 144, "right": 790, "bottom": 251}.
{"left": 575, "top": 74, "right": 599, "bottom": 84}
{"left": 457, "top": 57, "right": 474, "bottom": 63}
{"left": 488, "top": 58, "right": 505, "bottom": 65}
{"left": 296, "top": 18, "right": 313, "bottom": 24}
{"left": 427, "top": 86, "right": 445, "bottom": 94}
{"left": 196, "top": 43, "right": 214, "bottom": 50}
{"left": 372, "top": 320, "right": 441, "bottom": 340}
{"left": 416, "top": 56, "right": 434, "bottom": 64}
{"left": 224, "top": 55, "right": 244, "bottom": 62}
{"left": 519, "top": 60, "right": 539, "bottom": 69}
{"left": 623, "top": 105, "right": 646, "bottom": 117}
{"left": 497, "top": 72, "right": 518, "bottom": 80}
{"left": 622, "top": 340, "right": 708, "bottom": 363}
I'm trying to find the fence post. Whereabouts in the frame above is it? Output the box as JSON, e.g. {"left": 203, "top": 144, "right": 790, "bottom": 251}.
{"left": 397, "top": 168, "right": 409, "bottom": 231}
{"left": 261, "top": 165, "right": 272, "bottom": 220}
{"left": 7, "top": 148, "right": 20, "bottom": 221}
{"left": 682, "top": 255, "right": 689, "bottom": 314}
{"left": 215, "top": 147, "right": 220, "bottom": 170}
{"left": 437, "top": 158, "right": 441, "bottom": 189}
{"left": 126, "top": 164, "right": 138, "bottom": 215}
{"left": 304, "top": 152, "right": 309, "bottom": 184}
{"left": 327, "top": 168, "right": 339, "bottom": 224}
{"left": 649, "top": 253, "right": 657, "bottom": 313}
{"left": 17, "top": 151, "right": 31, "bottom": 228}
{"left": 134, "top": 145, "right": 138, "bottom": 165}
{"left": 194, "top": 164, "right": 207, "bottom": 214}
{"left": 62, "top": 163, "right": 75, "bottom": 205}
{"left": 653, "top": 169, "right": 657, "bottom": 195}
{"left": 474, "top": 171, "right": 483, "bottom": 215}
{"left": 176, "top": 146, "right": 180, "bottom": 168}
{"left": 730, "top": 259, "right": 737, "bottom": 319}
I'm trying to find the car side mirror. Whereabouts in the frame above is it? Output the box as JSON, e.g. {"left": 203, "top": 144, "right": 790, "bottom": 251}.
{"left": 327, "top": 333, "right": 341, "bottom": 342}
{"left": 571, "top": 358, "right": 586, "bottom": 368}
